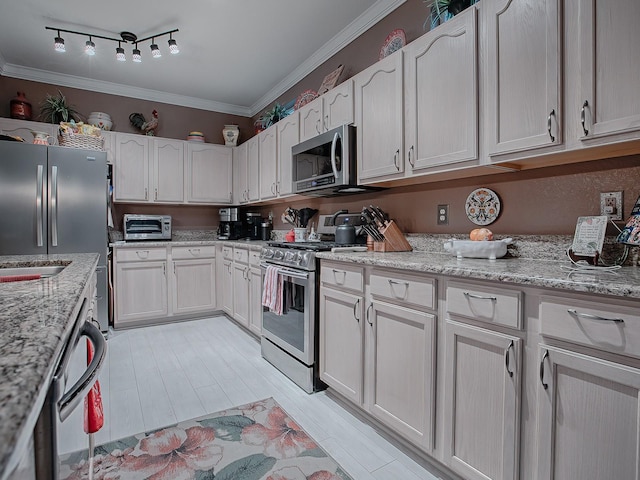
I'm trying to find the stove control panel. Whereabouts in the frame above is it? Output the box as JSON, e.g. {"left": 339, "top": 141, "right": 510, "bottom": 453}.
{"left": 260, "top": 247, "right": 315, "bottom": 271}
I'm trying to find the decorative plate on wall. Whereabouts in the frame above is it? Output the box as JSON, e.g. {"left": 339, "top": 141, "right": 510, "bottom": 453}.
{"left": 379, "top": 29, "right": 406, "bottom": 60}
{"left": 294, "top": 89, "right": 318, "bottom": 110}
{"left": 465, "top": 188, "right": 501, "bottom": 225}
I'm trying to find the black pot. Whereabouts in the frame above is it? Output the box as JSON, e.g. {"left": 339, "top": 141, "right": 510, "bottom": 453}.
{"left": 335, "top": 223, "right": 356, "bottom": 245}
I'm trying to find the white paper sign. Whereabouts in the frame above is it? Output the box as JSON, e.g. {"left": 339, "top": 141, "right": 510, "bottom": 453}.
{"left": 571, "top": 216, "right": 608, "bottom": 256}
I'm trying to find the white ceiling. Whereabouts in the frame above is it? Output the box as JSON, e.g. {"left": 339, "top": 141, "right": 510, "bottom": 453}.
{"left": 0, "top": 0, "right": 405, "bottom": 117}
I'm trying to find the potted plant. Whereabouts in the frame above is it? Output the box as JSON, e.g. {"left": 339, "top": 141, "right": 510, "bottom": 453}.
{"left": 424, "top": 0, "right": 479, "bottom": 30}
{"left": 39, "top": 90, "right": 82, "bottom": 124}
{"left": 255, "top": 103, "right": 289, "bottom": 132}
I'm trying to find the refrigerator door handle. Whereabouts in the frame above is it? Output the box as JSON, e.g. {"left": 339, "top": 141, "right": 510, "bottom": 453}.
{"left": 51, "top": 165, "right": 58, "bottom": 247}
{"left": 36, "top": 164, "right": 44, "bottom": 247}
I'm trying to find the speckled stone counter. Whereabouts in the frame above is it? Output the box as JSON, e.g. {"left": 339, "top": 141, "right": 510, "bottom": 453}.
{"left": 315, "top": 250, "right": 640, "bottom": 299}
{"left": 0, "top": 253, "right": 99, "bottom": 479}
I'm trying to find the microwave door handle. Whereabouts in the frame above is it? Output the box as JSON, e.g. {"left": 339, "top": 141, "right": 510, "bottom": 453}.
{"left": 330, "top": 132, "right": 340, "bottom": 179}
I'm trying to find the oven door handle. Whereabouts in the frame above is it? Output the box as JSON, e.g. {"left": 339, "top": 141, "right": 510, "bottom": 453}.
{"left": 260, "top": 262, "right": 310, "bottom": 280}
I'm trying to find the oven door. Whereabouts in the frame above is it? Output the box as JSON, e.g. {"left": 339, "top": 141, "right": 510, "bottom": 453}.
{"left": 260, "top": 263, "right": 316, "bottom": 366}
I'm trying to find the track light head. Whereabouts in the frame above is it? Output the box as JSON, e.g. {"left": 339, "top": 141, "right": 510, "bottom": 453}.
{"left": 150, "top": 40, "right": 161, "bottom": 58}
{"left": 132, "top": 44, "right": 142, "bottom": 63}
{"left": 54, "top": 33, "right": 65, "bottom": 52}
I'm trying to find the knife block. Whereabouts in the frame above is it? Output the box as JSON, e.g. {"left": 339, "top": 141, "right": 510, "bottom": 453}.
{"left": 373, "top": 221, "right": 413, "bottom": 252}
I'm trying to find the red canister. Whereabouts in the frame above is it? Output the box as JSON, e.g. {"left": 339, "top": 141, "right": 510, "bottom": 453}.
{"left": 10, "top": 92, "right": 32, "bottom": 120}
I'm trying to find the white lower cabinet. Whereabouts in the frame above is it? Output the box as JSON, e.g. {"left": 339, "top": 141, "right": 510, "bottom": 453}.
{"left": 226, "top": 245, "right": 263, "bottom": 334}
{"left": 443, "top": 320, "right": 521, "bottom": 480}
{"left": 233, "top": 261, "right": 250, "bottom": 328}
{"left": 217, "top": 245, "right": 234, "bottom": 317}
{"left": 114, "top": 244, "right": 216, "bottom": 328}
{"left": 248, "top": 265, "right": 263, "bottom": 336}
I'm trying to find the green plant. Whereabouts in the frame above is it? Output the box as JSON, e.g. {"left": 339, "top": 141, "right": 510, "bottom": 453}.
{"left": 39, "top": 90, "right": 82, "bottom": 124}
{"left": 255, "top": 103, "right": 289, "bottom": 130}
{"left": 423, "top": 0, "right": 478, "bottom": 30}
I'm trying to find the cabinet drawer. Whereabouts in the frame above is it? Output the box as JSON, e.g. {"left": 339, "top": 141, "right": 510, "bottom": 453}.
{"left": 249, "top": 249, "right": 261, "bottom": 266}
{"left": 115, "top": 247, "right": 167, "bottom": 262}
{"left": 234, "top": 247, "right": 249, "bottom": 264}
{"left": 321, "top": 263, "right": 364, "bottom": 293}
{"left": 540, "top": 295, "right": 640, "bottom": 358}
{"left": 446, "top": 280, "right": 522, "bottom": 329}
{"left": 172, "top": 245, "right": 216, "bottom": 260}
{"left": 370, "top": 270, "right": 436, "bottom": 310}
{"left": 222, "top": 245, "right": 233, "bottom": 260}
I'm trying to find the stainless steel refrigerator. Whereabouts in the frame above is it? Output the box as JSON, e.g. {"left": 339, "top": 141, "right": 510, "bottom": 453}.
{"left": 0, "top": 142, "right": 109, "bottom": 331}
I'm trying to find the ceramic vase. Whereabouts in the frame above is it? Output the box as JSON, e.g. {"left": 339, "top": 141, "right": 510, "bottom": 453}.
{"left": 223, "top": 125, "right": 240, "bottom": 146}
{"left": 10, "top": 92, "right": 32, "bottom": 120}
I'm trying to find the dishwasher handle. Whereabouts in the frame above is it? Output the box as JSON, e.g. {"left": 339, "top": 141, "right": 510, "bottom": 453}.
{"left": 58, "top": 321, "right": 106, "bottom": 422}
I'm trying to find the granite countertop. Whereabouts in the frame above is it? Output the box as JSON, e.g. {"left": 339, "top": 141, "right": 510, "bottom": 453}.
{"left": 0, "top": 253, "right": 99, "bottom": 479}
{"left": 315, "top": 250, "right": 640, "bottom": 299}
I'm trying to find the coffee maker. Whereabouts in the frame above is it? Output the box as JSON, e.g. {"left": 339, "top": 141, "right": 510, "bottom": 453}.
{"left": 218, "top": 208, "right": 243, "bottom": 240}
{"left": 245, "top": 212, "right": 263, "bottom": 240}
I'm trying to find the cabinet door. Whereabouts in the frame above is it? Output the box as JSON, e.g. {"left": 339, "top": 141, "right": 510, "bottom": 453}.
{"left": 153, "top": 138, "right": 185, "bottom": 203}
{"left": 405, "top": 7, "right": 478, "bottom": 172}
{"left": 276, "top": 112, "right": 298, "bottom": 197}
{"left": 319, "top": 286, "right": 364, "bottom": 404}
{"left": 246, "top": 137, "right": 260, "bottom": 202}
{"left": 115, "top": 260, "right": 168, "bottom": 326}
{"left": 258, "top": 125, "right": 278, "bottom": 200}
{"left": 172, "top": 258, "right": 216, "bottom": 315}
{"left": 485, "top": 0, "right": 561, "bottom": 157}
{"left": 579, "top": 0, "right": 640, "bottom": 141}
{"left": 443, "top": 320, "right": 521, "bottom": 480}
{"left": 114, "top": 133, "right": 149, "bottom": 202}
{"left": 248, "top": 267, "right": 263, "bottom": 336}
{"left": 537, "top": 345, "right": 640, "bottom": 480}
{"left": 233, "top": 143, "right": 248, "bottom": 204}
{"left": 298, "top": 97, "right": 323, "bottom": 142}
{"left": 220, "top": 259, "right": 233, "bottom": 316}
{"left": 232, "top": 263, "right": 250, "bottom": 328}
{"left": 323, "top": 80, "right": 354, "bottom": 131}
{"left": 186, "top": 143, "right": 232, "bottom": 204}
{"left": 355, "top": 52, "right": 404, "bottom": 182}
{"left": 368, "top": 301, "right": 436, "bottom": 451}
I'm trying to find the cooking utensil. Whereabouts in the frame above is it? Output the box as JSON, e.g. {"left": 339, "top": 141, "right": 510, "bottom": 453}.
{"left": 298, "top": 208, "right": 318, "bottom": 228}
{"left": 335, "top": 221, "right": 356, "bottom": 244}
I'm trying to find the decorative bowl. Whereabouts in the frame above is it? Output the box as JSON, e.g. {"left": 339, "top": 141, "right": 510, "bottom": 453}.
{"left": 87, "top": 112, "right": 113, "bottom": 131}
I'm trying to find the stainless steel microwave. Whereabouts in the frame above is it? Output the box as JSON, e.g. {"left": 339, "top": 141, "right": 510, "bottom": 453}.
{"left": 292, "top": 125, "right": 379, "bottom": 196}
{"left": 123, "top": 214, "right": 172, "bottom": 241}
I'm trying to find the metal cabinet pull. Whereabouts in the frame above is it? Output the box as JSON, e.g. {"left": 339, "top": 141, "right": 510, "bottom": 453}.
{"left": 136, "top": 250, "right": 149, "bottom": 259}
{"left": 505, "top": 340, "right": 514, "bottom": 378}
{"left": 145, "top": 187, "right": 148, "bottom": 200}
{"left": 324, "top": 115, "right": 329, "bottom": 132}
{"left": 173, "top": 262, "right": 176, "bottom": 275}
{"left": 155, "top": 188, "right": 158, "bottom": 200}
{"left": 353, "top": 298, "right": 360, "bottom": 322}
{"left": 567, "top": 308, "right": 624, "bottom": 323}
{"left": 315, "top": 120, "right": 321, "bottom": 134}
{"left": 271, "top": 183, "right": 276, "bottom": 195}
{"left": 332, "top": 269, "right": 347, "bottom": 284}
{"left": 463, "top": 292, "right": 497, "bottom": 301}
{"left": 388, "top": 279, "right": 409, "bottom": 298}
{"left": 393, "top": 149, "right": 400, "bottom": 171}
{"left": 540, "top": 349, "right": 549, "bottom": 390}
{"left": 366, "top": 303, "right": 373, "bottom": 326}
{"left": 36, "top": 164, "right": 44, "bottom": 247}
{"left": 162, "top": 263, "right": 166, "bottom": 276}
{"left": 51, "top": 166, "right": 58, "bottom": 246}
{"left": 581, "top": 100, "right": 589, "bottom": 136}
{"left": 189, "top": 248, "right": 201, "bottom": 256}
{"left": 408, "top": 145, "right": 415, "bottom": 167}
{"left": 547, "top": 109, "right": 556, "bottom": 142}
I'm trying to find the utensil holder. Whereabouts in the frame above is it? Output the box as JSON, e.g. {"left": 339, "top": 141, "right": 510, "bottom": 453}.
{"left": 374, "top": 221, "right": 412, "bottom": 252}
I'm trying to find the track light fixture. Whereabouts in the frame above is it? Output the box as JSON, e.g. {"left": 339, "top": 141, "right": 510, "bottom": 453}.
{"left": 45, "top": 27, "right": 179, "bottom": 63}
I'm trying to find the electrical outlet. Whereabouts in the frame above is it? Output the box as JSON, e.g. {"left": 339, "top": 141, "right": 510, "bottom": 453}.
{"left": 600, "top": 191, "right": 623, "bottom": 220}
{"left": 437, "top": 204, "right": 449, "bottom": 225}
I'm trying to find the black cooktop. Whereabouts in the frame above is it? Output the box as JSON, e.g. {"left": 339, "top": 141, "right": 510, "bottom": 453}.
{"left": 267, "top": 241, "right": 364, "bottom": 252}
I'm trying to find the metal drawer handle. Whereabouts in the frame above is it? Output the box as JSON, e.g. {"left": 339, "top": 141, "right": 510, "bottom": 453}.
{"left": 505, "top": 340, "right": 514, "bottom": 378}
{"left": 581, "top": 100, "right": 589, "bottom": 136}
{"left": 136, "top": 250, "right": 149, "bottom": 259}
{"left": 332, "top": 269, "right": 346, "bottom": 284}
{"left": 547, "top": 109, "right": 555, "bottom": 142}
{"left": 189, "top": 248, "right": 201, "bottom": 256}
{"left": 366, "top": 303, "right": 373, "bottom": 326}
{"left": 463, "top": 292, "right": 497, "bottom": 301}
{"left": 388, "top": 279, "right": 409, "bottom": 298}
{"left": 353, "top": 298, "right": 360, "bottom": 322}
{"left": 567, "top": 309, "right": 624, "bottom": 323}
{"left": 540, "top": 349, "right": 549, "bottom": 390}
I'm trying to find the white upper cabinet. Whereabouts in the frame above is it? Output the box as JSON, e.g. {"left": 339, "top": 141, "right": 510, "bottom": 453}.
{"left": 246, "top": 136, "right": 260, "bottom": 202}
{"left": 484, "top": 0, "right": 561, "bottom": 159}
{"left": 185, "top": 143, "right": 232, "bottom": 204}
{"left": 258, "top": 124, "right": 278, "bottom": 200}
{"left": 355, "top": 51, "right": 404, "bottom": 183}
{"left": 152, "top": 138, "right": 185, "bottom": 203}
{"left": 114, "top": 133, "right": 149, "bottom": 202}
{"left": 577, "top": 0, "right": 640, "bottom": 142}
{"left": 276, "top": 112, "right": 299, "bottom": 197}
{"left": 298, "top": 97, "right": 324, "bottom": 143}
{"left": 405, "top": 7, "right": 478, "bottom": 173}
{"left": 233, "top": 142, "right": 249, "bottom": 204}
{"left": 298, "top": 81, "right": 354, "bottom": 143}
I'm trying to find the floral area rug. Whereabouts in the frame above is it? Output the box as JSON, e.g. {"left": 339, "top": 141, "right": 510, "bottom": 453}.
{"left": 60, "top": 397, "right": 353, "bottom": 480}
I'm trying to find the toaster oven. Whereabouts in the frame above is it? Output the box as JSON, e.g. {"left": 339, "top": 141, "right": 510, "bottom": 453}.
{"left": 123, "top": 214, "right": 172, "bottom": 241}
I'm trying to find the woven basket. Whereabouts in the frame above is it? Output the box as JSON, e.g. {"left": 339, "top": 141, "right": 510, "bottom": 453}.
{"left": 58, "top": 132, "right": 104, "bottom": 151}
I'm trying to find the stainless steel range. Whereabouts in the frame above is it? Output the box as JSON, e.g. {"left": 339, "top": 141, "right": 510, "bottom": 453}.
{"left": 260, "top": 241, "right": 362, "bottom": 393}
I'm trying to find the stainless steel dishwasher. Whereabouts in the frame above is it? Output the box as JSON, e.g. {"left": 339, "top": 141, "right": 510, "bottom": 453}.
{"left": 33, "top": 297, "right": 107, "bottom": 480}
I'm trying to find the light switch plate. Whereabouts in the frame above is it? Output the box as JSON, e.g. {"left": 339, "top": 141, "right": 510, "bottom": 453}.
{"left": 600, "top": 191, "right": 622, "bottom": 220}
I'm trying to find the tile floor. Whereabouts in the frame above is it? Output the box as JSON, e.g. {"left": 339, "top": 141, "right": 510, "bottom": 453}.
{"left": 60, "top": 315, "right": 451, "bottom": 480}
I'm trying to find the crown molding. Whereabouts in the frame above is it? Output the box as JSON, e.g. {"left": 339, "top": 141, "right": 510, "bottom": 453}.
{"left": 1, "top": 0, "right": 406, "bottom": 118}
{"left": 249, "top": 0, "right": 407, "bottom": 116}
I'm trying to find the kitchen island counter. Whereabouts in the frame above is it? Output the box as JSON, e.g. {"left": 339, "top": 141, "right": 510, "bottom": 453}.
{"left": 0, "top": 253, "right": 99, "bottom": 479}
{"left": 315, "top": 250, "right": 640, "bottom": 299}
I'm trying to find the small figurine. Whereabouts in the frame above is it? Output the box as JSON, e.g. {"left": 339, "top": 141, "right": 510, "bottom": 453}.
{"left": 129, "top": 110, "right": 159, "bottom": 136}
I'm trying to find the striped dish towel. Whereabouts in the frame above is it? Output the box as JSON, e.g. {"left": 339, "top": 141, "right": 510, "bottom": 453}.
{"left": 262, "top": 265, "right": 284, "bottom": 315}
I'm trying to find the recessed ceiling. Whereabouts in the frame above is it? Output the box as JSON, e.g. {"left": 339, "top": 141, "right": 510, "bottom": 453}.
{"left": 0, "top": 0, "right": 405, "bottom": 117}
